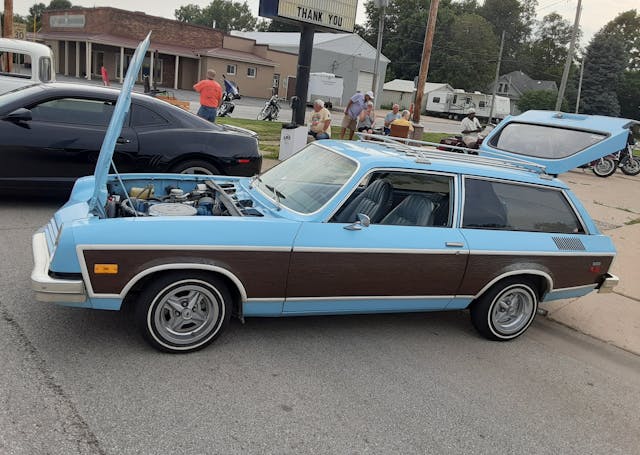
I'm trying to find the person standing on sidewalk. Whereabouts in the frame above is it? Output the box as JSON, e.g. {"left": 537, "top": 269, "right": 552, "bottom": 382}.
{"left": 340, "top": 90, "right": 374, "bottom": 140}
{"left": 194, "top": 69, "right": 223, "bottom": 123}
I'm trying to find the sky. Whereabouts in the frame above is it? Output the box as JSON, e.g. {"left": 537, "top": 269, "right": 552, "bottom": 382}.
{"left": 9, "top": 0, "right": 639, "bottom": 45}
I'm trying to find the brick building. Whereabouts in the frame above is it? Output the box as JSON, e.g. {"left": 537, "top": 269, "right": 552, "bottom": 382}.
{"left": 36, "top": 7, "right": 297, "bottom": 99}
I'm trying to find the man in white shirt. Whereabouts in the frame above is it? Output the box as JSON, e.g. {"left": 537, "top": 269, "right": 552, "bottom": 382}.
{"left": 460, "top": 108, "right": 482, "bottom": 147}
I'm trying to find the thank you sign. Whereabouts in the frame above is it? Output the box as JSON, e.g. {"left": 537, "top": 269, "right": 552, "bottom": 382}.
{"left": 259, "top": 0, "right": 358, "bottom": 32}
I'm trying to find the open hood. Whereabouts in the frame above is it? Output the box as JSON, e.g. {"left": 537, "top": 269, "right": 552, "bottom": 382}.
{"left": 480, "top": 110, "right": 637, "bottom": 175}
{"left": 88, "top": 33, "right": 151, "bottom": 217}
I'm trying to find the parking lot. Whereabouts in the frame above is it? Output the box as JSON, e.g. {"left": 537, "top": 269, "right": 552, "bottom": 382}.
{"left": 1, "top": 171, "right": 640, "bottom": 454}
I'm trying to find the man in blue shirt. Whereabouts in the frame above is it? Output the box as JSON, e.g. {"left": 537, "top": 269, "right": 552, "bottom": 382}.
{"left": 340, "top": 90, "right": 374, "bottom": 140}
{"left": 384, "top": 104, "right": 401, "bottom": 135}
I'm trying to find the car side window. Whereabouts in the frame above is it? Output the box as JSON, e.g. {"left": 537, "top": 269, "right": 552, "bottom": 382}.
{"left": 462, "top": 178, "right": 584, "bottom": 234}
{"left": 30, "top": 98, "right": 115, "bottom": 126}
{"left": 333, "top": 171, "right": 454, "bottom": 227}
{"left": 131, "top": 104, "right": 168, "bottom": 127}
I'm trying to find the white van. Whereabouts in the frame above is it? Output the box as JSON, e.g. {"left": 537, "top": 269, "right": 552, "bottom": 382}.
{"left": 0, "top": 38, "right": 55, "bottom": 95}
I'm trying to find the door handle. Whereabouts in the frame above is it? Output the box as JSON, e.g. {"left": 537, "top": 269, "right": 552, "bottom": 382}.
{"left": 116, "top": 137, "right": 131, "bottom": 144}
{"left": 445, "top": 242, "right": 464, "bottom": 248}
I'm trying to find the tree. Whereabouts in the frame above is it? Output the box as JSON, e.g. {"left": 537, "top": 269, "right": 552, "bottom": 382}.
{"left": 174, "top": 0, "right": 257, "bottom": 32}
{"left": 580, "top": 32, "right": 627, "bottom": 116}
{"left": 255, "top": 18, "right": 299, "bottom": 32}
{"left": 602, "top": 10, "right": 640, "bottom": 71}
{"left": 26, "top": 0, "right": 74, "bottom": 31}
{"left": 47, "top": 0, "right": 73, "bottom": 9}
{"left": 527, "top": 12, "right": 576, "bottom": 83}
{"left": 618, "top": 71, "right": 640, "bottom": 120}
{"left": 516, "top": 90, "right": 565, "bottom": 111}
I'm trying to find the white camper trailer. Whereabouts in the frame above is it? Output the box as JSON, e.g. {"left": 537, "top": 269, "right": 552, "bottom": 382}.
{"left": 426, "top": 90, "right": 510, "bottom": 120}
{"left": 306, "top": 72, "right": 344, "bottom": 109}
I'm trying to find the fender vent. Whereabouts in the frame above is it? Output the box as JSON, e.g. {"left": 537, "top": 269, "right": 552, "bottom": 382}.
{"left": 553, "top": 237, "right": 586, "bottom": 251}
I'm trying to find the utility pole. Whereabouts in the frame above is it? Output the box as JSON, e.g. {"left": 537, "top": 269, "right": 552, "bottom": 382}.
{"left": 412, "top": 0, "right": 440, "bottom": 124}
{"left": 575, "top": 57, "right": 585, "bottom": 113}
{"left": 3, "top": 0, "right": 14, "bottom": 72}
{"left": 371, "top": 0, "right": 388, "bottom": 99}
{"left": 488, "top": 30, "right": 505, "bottom": 124}
{"left": 556, "top": 0, "right": 582, "bottom": 111}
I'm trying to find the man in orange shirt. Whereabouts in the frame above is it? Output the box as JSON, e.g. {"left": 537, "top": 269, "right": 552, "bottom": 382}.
{"left": 193, "top": 69, "right": 223, "bottom": 122}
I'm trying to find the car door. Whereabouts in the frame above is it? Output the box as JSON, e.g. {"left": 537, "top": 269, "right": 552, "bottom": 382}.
{"left": 284, "top": 170, "right": 470, "bottom": 315}
{"left": 0, "top": 97, "right": 138, "bottom": 188}
{"left": 457, "top": 177, "right": 616, "bottom": 300}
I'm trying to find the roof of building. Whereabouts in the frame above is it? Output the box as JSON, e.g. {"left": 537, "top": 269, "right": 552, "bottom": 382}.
{"left": 231, "top": 32, "right": 390, "bottom": 62}
{"left": 500, "top": 71, "right": 557, "bottom": 96}
{"left": 382, "top": 79, "right": 453, "bottom": 93}
{"left": 195, "top": 47, "right": 276, "bottom": 66}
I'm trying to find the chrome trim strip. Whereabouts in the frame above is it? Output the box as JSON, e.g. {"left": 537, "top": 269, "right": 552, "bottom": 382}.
{"left": 550, "top": 283, "right": 597, "bottom": 292}
{"left": 471, "top": 270, "right": 554, "bottom": 299}
{"left": 31, "top": 232, "right": 86, "bottom": 303}
{"left": 284, "top": 295, "right": 456, "bottom": 301}
{"left": 246, "top": 298, "right": 283, "bottom": 302}
{"left": 75, "top": 244, "right": 292, "bottom": 252}
{"left": 292, "top": 247, "right": 468, "bottom": 255}
{"left": 468, "top": 250, "right": 614, "bottom": 257}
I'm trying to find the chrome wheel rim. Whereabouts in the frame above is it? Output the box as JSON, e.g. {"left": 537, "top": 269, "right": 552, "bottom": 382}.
{"left": 623, "top": 159, "right": 640, "bottom": 173}
{"left": 152, "top": 282, "right": 221, "bottom": 347}
{"left": 594, "top": 159, "right": 614, "bottom": 174}
{"left": 180, "top": 166, "right": 213, "bottom": 175}
{"left": 490, "top": 286, "right": 535, "bottom": 336}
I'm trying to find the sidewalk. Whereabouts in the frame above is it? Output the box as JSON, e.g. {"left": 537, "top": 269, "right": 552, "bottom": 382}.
{"left": 545, "top": 170, "right": 640, "bottom": 355}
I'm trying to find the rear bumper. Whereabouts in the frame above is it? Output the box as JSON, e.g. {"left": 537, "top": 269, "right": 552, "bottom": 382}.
{"left": 31, "top": 231, "right": 86, "bottom": 303}
{"left": 597, "top": 273, "right": 619, "bottom": 294}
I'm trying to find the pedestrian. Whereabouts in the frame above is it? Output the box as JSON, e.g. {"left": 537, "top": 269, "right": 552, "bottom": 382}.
{"left": 356, "top": 101, "right": 376, "bottom": 134}
{"left": 390, "top": 110, "right": 415, "bottom": 133}
{"left": 340, "top": 90, "right": 374, "bottom": 140}
{"left": 193, "top": 69, "right": 223, "bottom": 123}
{"left": 308, "top": 99, "right": 332, "bottom": 140}
{"left": 384, "top": 103, "right": 401, "bottom": 135}
{"left": 460, "top": 108, "right": 482, "bottom": 147}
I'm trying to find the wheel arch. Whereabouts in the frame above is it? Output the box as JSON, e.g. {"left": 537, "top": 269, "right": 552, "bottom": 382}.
{"left": 166, "top": 153, "right": 225, "bottom": 174}
{"left": 121, "top": 263, "right": 247, "bottom": 318}
{"left": 469, "top": 270, "right": 553, "bottom": 305}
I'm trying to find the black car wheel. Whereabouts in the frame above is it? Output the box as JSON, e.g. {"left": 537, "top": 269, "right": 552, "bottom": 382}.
{"left": 135, "top": 271, "right": 232, "bottom": 353}
{"left": 171, "top": 160, "right": 220, "bottom": 175}
{"left": 470, "top": 277, "right": 539, "bottom": 341}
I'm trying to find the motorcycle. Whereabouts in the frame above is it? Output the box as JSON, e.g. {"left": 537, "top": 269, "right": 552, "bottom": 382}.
{"left": 257, "top": 94, "right": 280, "bottom": 121}
{"left": 586, "top": 133, "right": 640, "bottom": 177}
{"left": 437, "top": 124, "right": 495, "bottom": 154}
{"left": 217, "top": 76, "right": 240, "bottom": 118}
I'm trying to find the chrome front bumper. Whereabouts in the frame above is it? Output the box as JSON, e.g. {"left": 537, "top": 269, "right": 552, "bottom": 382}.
{"left": 31, "top": 231, "right": 86, "bottom": 303}
{"left": 597, "top": 273, "right": 619, "bottom": 294}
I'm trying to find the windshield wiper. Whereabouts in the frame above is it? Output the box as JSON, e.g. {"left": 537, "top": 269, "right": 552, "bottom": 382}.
{"left": 249, "top": 174, "right": 262, "bottom": 189}
{"left": 265, "top": 184, "right": 286, "bottom": 211}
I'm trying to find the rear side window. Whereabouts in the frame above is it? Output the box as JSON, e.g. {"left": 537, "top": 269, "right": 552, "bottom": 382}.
{"left": 490, "top": 123, "right": 606, "bottom": 159}
{"left": 131, "top": 104, "right": 168, "bottom": 127}
{"left": 462, "top": 178, "right": 584, "bottom": 234}
{"left": 30, "top": 98, "right": 115, "bottom": 126}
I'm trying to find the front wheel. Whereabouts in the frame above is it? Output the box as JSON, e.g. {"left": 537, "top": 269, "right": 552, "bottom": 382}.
{"left": 470, "top": 277, "right": 539, "bottom": 341}
{"left": 135, "top": 272, "right": 232, "bottom": 353}
{"left": 257, "top": 106, "right": 270, "bottom": 121}
{"left": 171, "top": 159, "right": 220, "bottom": 175}
{"left": 621, "top": 156, "right": 640, "bottom": 176}
{"left": 592, "top": 158, "right": 617, "bottom": 177}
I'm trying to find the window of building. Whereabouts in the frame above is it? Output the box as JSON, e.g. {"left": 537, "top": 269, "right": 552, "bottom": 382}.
{"left": 478, "top": 101, "right": 486, "bottom": 108}
{"left": 432, "top": 96, "right": 440, "bottom": 103}
{"left": 247, "top": 67, "right": 257, "bottom": 78}
{"left": 226, "top": 64, "right": 236, "bottom": 76}
{"left": 462, "top": 178, "right": 584, "bottom": 234}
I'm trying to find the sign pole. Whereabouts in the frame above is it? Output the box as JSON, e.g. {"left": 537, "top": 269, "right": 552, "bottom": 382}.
{"left": 412, "top": 0, "right": 439, "bottom": 124}
{"left": 371, "top": 0, "right": 387, "bottom": 97}
{"left": 3, "top": 0, "right": 13, "bottom": 72}
{"left": 293, "top": 24, "right": 314, "bottom": 126}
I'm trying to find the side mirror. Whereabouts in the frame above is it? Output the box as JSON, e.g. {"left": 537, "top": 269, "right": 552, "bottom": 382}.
{"left": 344, "top": 213, "right": 371, "bottom": 231}
{"left": 3, "top": 108, "right": 32, "bottom": 122}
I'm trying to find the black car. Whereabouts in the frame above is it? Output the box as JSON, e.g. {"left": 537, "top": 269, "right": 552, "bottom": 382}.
{"left": 0, "top": 83, "right": 261, "bottom": 192}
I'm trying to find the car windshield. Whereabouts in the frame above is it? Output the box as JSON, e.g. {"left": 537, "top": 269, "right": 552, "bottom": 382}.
{"left": 255, "top": 144, "right": 358, "bottom": 214}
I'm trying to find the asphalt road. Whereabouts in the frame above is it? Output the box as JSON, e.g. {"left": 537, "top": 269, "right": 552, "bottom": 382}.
{"left": 2, "top": 199, "right": 640, "bottom": 455}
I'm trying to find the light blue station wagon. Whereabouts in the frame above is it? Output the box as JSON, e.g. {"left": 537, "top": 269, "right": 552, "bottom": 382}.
{"left": 31, "top": 36, "right": 619, "bottom": 352}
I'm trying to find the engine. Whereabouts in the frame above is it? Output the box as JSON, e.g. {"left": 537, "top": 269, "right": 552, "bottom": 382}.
{"left": 105, "top": 181, "right": 260, "bottom": 218}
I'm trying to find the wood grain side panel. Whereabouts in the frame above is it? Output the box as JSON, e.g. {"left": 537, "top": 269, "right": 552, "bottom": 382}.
{"left": 83, "top": 250, "right": 290, "bottom": 298}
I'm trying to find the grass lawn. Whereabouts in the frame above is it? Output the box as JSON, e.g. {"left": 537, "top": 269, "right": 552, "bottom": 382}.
{"left": 217, "top": 117, "right": 452, "bottom": 159}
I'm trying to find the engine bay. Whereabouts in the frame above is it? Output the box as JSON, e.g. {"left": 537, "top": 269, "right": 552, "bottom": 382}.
{"left": 105, "top": 179, "right": 263, "bottom": 218}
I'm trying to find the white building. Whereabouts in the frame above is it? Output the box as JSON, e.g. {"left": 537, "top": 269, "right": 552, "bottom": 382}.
{"left": 381, "top": 79, "right": 454, "bottom": 111}
{"left": 232, "top": 32, "right": 389, "bottom": 106}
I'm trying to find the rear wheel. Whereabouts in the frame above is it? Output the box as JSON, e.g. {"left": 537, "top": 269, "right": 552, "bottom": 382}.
{"left": 621, "top": 157, "right": 640, "bottom": 176}
{"left": 171, "top": 159, "right": 220, "bottom": 175}
{"left": 592, "top": 158, "right": 617, "bottom": 177}
{"left": 135, "top": 272, "right": 231, "bottom": 353}
{"left": 470, "top": 277, "right": 538, "bottom": 341}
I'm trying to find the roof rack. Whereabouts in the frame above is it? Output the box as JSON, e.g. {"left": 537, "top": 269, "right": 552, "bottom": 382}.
{"left": 355, "top": 133, "right": 550, "bottom": 176}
